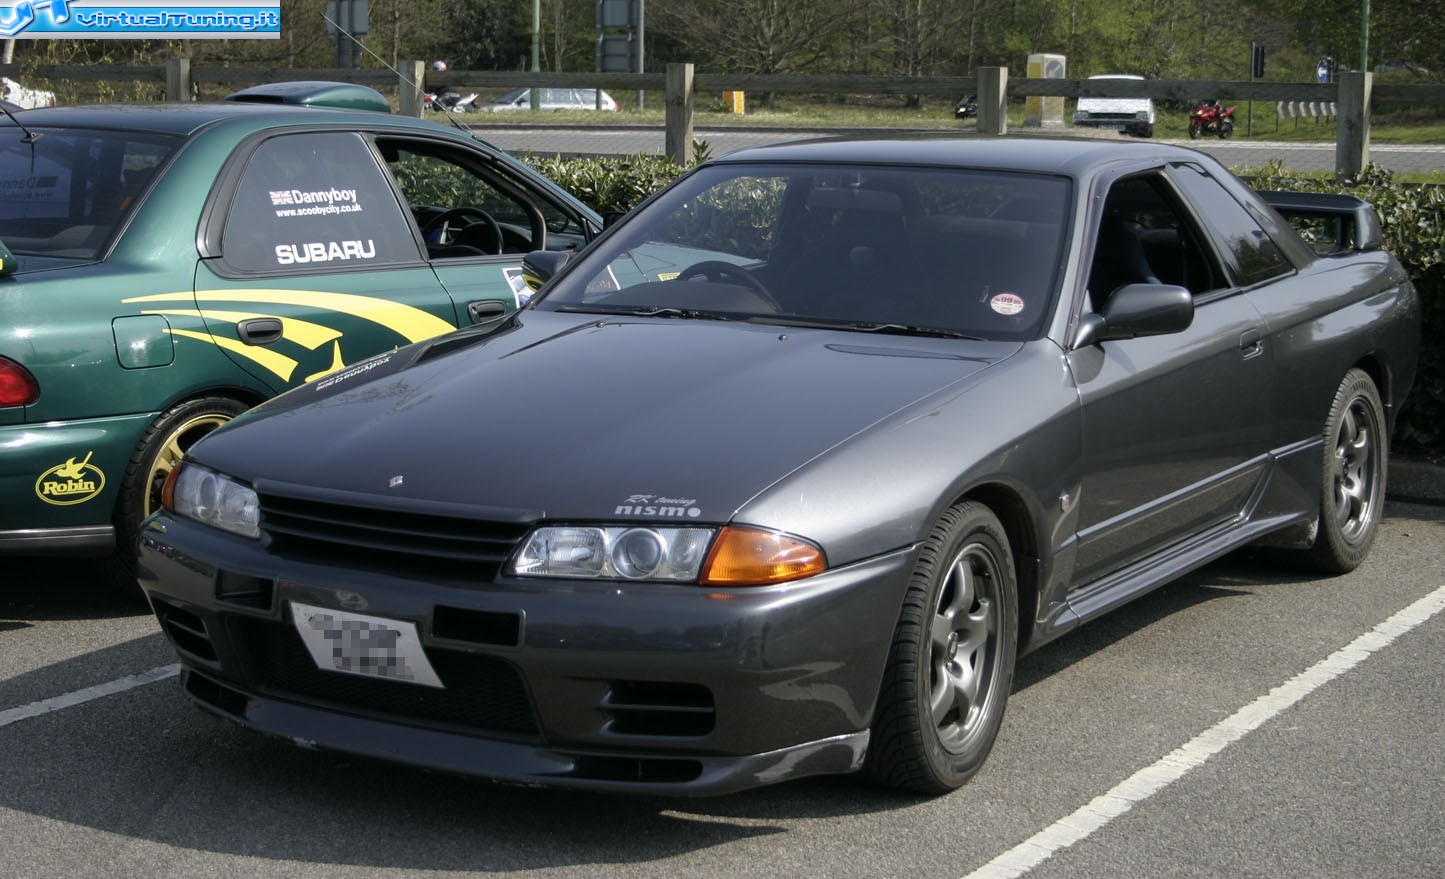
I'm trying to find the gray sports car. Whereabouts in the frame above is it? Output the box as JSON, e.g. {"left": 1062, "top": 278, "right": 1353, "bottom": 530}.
{"left": 138, "top": 136, "right": 1421, "bottom": 796}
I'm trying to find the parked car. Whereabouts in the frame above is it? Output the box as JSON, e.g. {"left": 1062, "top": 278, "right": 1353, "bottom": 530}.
{"left": 0, "top": 81, "right": 602, "bottom": 585}
{"left": 139, "top": 136, "right": 1419, "bottom": 797}
{"left": 481, "top": 87, "right": 619, "bottom": 112}
{"left": 0, "top": 76, "right": 55, "bottom": 109}
{"left": 1073, "top": 74, "right": 1155, "bottom": 137}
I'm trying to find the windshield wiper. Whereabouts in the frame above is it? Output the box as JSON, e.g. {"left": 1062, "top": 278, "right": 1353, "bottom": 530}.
{"left": 751, "top": 315, "right": 980, "bottom": 339}
{"left": 847, "top": 322, "right": 982, "bottom": 340}
{"left": 554, "top": 304, "right": 735, "bottom": 321}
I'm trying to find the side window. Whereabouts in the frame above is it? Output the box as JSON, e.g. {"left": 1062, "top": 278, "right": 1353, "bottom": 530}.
{"left": 1087, "top": 172, "right": 1226, "bottom": 310}
{"left": 223, "top": 131, "right": 416, "bottom": 273}
{"left": 381, "top": 140, "right": 545, "bottom": 258}
{"left": 1168, "top": 163, "right": 1293, "bottom": 286}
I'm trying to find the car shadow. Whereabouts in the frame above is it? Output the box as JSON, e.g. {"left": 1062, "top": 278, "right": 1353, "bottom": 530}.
{"left": 1012, "top": 546, "right": 1316, "bottom": 693}
{"left": 2, "top": 556, "right": 151, "bottom": 624}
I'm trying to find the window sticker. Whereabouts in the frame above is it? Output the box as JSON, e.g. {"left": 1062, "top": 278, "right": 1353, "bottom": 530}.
{"left": 989, "top": 292, "right": 1025, "bottom": 316}
{"left": 274, "top": 239, "right": 377, "bottom": 266}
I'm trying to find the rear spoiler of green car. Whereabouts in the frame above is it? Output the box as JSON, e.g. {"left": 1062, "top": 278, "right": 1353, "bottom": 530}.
{"left": 1258, "top": 190, "right": 1384, "bottom": 253}
{"left": 225, "top": 81, "right": 392, "bottom": 114}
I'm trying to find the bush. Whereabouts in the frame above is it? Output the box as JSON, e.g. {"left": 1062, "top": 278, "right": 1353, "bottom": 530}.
{"left": 1247, "top": 163, "right": 1444, "bottom": 457}
{"left": 517, "top": 151, "right": 694, "bottom": 216}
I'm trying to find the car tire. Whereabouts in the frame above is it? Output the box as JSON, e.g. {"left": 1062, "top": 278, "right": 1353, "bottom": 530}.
{"left": 105, "top": 396, "right": 248, "bottom": 588}
{"left": 1305, "top": 369, "right": 1387, "bottom": 574}
{"left": 865, "top": 501, "right": 1018, "bottom": 794}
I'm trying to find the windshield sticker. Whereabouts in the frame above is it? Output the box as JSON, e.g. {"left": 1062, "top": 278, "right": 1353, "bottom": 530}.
{"left": 275, "top": 239, "right": 377, "bottom": 266}
{"left": 36, "top": 451, "right": 105, "bottom": 506}
{"left": 614, "top": 494, "right": 703, "bottom": 519}
{"left": 990, "top": 292, "right": 1025, "bottom": 316}
{"left": 504, "top": 266, "right": 532, "bottom": 308}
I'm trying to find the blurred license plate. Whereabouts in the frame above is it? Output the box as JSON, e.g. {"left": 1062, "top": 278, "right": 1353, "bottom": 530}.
{"left": 290, "top": 601, "right": 444, "bottom": 689}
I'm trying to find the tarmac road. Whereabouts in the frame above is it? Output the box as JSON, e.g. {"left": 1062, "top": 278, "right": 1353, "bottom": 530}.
{"left": 3, "top": 501, "right": 1442, "bottom": 878}
{"left": 470, "top": 123, "right": 1445, "bottom": 175}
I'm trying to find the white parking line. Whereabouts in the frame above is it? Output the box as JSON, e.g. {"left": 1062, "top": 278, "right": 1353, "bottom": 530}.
{"left": 0, "top": 663, "right": 179, "bottom": 729}
{"left": 961, "top": 583, "right": 1445, "bottom": 879}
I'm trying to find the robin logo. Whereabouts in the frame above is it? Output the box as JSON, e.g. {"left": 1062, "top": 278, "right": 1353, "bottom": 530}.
{"left": 36, "top": 451, "right": 106, "bottom": 506}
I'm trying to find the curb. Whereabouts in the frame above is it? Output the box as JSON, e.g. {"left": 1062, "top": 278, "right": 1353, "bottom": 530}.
{"left": 1388, "top": 459, "right": 1445, "bottom": 505}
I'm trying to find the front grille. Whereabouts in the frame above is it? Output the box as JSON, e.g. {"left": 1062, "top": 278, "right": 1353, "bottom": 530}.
{"left": 230, "top": 616, "right": 540, "bottom": 740}
{"left": 258, "top": 491, "right": 531, "bottom": 581}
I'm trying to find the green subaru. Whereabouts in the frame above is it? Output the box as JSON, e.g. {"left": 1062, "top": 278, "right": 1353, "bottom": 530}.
{"left": 0, "top": 82, "right": 601, "bottom": 584}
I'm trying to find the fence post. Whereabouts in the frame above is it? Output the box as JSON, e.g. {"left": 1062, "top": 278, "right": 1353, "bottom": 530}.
{"left": 666, "top": 63, "right": 695, "bottom": 165}
{"left": 398, "top": 60, "right": 426, "bottom": 117}
{"left": 1335, "top": 71, "right": 1372, "bottom": 179}
{"left": 977, "top": 66, "right": 1008, "bottom": 135}
{"left": 165, "top": 57, "right": 191, "bottom": 102}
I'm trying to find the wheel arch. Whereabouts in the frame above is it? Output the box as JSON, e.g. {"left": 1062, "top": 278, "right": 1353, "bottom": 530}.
{"left": 1349, "top": 352, "right": 1395, "bottom": 432}
{"left": 959, "top": 481, "right": 1042, "bottom": 654}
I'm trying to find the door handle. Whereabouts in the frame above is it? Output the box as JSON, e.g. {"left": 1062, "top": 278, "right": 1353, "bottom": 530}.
{"left": 467, "top": 299, "right": 509, "bottom": 324}
{"left": 236, "top": 317, "right": 284, "bottom": 346}
{"left": 1239, "top": 328, "right": 1264, "bottom": 360}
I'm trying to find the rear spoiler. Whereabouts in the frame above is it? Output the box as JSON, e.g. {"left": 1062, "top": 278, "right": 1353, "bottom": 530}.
{"left": 1258, "top": 190, "right": 1383, "bottom": 253}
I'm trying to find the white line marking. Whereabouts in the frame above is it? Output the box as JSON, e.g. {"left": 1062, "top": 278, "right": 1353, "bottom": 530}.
{"left": 0, "top": 663, "right": 180, "bottom": 729}
{"left": 962, "top": 584, "right": 1445, "bottom": 879}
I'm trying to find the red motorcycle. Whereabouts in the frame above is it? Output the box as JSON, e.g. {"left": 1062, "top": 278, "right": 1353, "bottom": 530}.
{"left": 1189, "top": 100, "right": 1234, "bottom": 139}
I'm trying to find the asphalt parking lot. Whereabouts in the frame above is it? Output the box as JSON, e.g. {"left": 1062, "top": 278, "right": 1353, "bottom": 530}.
{"left": 3, "top": 497, "right": 1442, "bottom": 879}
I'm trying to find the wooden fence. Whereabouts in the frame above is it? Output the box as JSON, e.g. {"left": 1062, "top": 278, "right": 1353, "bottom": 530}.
{"left": 7, "top": 59, "right": 1443, "bottom": 177}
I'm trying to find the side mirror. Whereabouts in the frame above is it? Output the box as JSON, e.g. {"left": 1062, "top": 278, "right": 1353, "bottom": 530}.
{"left": 1072, "top": 284, "right": 1193, "bottom": 348}
{"left": 520, "top": 250, "right": 571, "bottom": 293}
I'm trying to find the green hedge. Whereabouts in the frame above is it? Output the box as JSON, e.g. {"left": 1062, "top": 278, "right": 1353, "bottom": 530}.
{"left": 517, "top": 154, "right": 1443, "bottom": 456}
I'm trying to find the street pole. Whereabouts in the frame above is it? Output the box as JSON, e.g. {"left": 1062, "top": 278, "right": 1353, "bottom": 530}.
{"left": 530, "top": 0, "right": 540, "bottom": 110}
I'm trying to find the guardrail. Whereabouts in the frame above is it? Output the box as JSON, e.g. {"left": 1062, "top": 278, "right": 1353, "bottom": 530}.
{"left": 6, "top": 59, "right": 1441, "bottom": 177}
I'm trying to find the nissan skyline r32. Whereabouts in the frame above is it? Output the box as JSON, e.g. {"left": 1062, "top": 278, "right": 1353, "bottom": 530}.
{"left": 138, "top": 136, "right": 1420, "bottom": 796}
{"left": 0, "top": 83, "right": 602, "bottom": 584}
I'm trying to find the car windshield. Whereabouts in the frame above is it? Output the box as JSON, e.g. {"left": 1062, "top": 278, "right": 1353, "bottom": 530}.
{"left": 536, "top": 162, "right": 1071, "bottom": 340}
{"left": 0, "top": 128, "right": 179, "bottom": 259}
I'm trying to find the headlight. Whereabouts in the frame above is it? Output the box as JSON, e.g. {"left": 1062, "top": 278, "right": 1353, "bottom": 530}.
{"left": 1136, "top": 110, "right": 1151, "bottom": 121}
{"left": 164, "top": 462, "right": 260, "bottom": 539}
{"left": 510, "top": 524, "right": 827, "bottom": 585}
{"left": 512, "top": 526, "right": 714, "bottom": 581}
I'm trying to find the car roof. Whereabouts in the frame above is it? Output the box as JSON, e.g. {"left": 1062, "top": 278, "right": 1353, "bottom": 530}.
{"left": 0, "top": 101, "right": 465, "bottom": 139}
{"left": 708, "top": 134, "right": 1204, "bottom": 178}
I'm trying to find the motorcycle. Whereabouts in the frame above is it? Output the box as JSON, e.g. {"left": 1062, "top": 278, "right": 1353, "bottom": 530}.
{"left": 1189, "top": 100, "right": 1234, "bottom": 139}
{"left": 425, "top": 89, "right": 479, "bottom": 114}
{"left": 954, "top": 94, "right": 978, "bottom": 120}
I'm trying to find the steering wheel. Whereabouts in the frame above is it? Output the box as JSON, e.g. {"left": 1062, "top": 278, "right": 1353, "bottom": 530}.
{"left": 422, "top": 207, "right": 503, "bottom": 255}
{"left": 676, "top": 260, "right": 781, "bottom": 310}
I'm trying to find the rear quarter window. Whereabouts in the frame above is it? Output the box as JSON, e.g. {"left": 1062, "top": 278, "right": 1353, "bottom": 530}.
{"left": 222, "top": 131, "right": 418, "bottom": 273}
{"left": 0, "top": 130, "right": 177, "bottom": 259}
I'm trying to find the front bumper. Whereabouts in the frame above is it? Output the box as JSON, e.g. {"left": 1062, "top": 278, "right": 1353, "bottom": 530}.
{"left": 139, "top": 513, "right": 918, "bottom": 795}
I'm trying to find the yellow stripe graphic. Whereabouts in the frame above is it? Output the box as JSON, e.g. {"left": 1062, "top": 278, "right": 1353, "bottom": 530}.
{"left": 142, "top": 308, "right": 345, "bottom": 350}
{"left": 169, "top": 328, "right": 299, "bottom": 382}
{"left": 123, "top": 290, "right": 455, "bottom": 343}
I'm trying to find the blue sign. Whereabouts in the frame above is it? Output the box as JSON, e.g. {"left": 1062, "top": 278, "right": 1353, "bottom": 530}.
{"left": 0, "top": 1, "right": 280, "bottom": 39}
{"left": 1317, "top": 59, "right": 1331, "bottom": 83}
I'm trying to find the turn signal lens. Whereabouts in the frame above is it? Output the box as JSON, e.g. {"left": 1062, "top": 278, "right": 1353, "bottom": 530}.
{"left": 700, "top": 526, "right": 826, "bottom": 586}
{"left": 0, "top": 356, "right": 39, "bottom": 407}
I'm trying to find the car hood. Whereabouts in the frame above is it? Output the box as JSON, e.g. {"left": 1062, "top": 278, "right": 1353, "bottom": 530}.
{"left": 196, "top": 311, "right": 1018, "bottom": 522}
